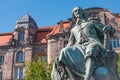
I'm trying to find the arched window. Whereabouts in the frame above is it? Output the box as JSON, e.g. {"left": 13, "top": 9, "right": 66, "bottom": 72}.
{"left": 16, "top": 51, "right": 24, "bottom": 62}
{"left": 18, "top": 31, "right": 24, "bottom": 43}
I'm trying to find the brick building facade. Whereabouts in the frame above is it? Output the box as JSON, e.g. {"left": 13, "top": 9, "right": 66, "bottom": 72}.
{"left": 0, "top": 7, "right": 120, "bottom": 80}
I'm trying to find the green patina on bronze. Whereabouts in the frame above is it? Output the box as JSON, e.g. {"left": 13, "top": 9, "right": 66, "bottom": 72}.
{"left": 51, "top": 6, "right": 119, "bottom": 80}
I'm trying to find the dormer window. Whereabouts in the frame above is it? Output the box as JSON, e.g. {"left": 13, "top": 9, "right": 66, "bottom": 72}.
{"left": 18, "top": 31, "right": 24, "bottom": 43}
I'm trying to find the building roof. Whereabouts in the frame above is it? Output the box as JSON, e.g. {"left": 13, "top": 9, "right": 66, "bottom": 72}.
{"left": 48, "top": 21, "right": 70, "bottom": 35}
{"left": 85, "top": 7, "right": 109, "bottom": 12}
{"left": 0, "top": 21, "right": 69, "bottom": 46}
{"left": 15, "top": 14, "right": 38, "bottom": 29}
{"left": 0, "top": 26, "right": 54, "bottom": 46}
{"left": 117, "top": 17, "right": 120, "bottom": 22}
{"left": 35, "top": 26, "right": 54, "bottom": 43}
{"left": 0, "top": 32, "right": 12, "bottom": 46}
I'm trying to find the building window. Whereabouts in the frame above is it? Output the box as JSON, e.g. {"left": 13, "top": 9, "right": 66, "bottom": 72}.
{"left": 14, "top": 67, "right": 23, "bottom": 80}
{"left": 14, "top": 68, "right": 18, "bottom": 79}
{"left": 0, "top": 56, "right": 4, "bottom": 64}
{"left": 39, "top": 55, "right": 47, "bottom": 62}
{"left": 0, "top": 72, "right": 2, "bottom": 80}
{"left": 18, "top": 31, "right": 24, "bottom": 43}
{"left": 110, "top": 38, "right": 120, "bottom": 48}
{"left": 16, "top": 51, "right": 24, "bottom": 63}
{"left": 19, "top": 67, "right": 23, "bottom": 79}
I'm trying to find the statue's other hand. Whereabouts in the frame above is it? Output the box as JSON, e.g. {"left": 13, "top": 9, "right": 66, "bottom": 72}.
{"left": 103, "top": 26, "right": 111, "bottom": 33}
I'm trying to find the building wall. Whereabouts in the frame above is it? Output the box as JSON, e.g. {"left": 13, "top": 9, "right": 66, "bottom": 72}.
{"left": 47, "top": 37, "right": 59, "bottom": 63}
{"left": 47, "top": 33, "right": 69, "bottom": 63}
{"left": 0, "top": 45, "right": 33, "bottom": 79}
{"left": 3, "top": 49, "right": 14, "bottom": 79}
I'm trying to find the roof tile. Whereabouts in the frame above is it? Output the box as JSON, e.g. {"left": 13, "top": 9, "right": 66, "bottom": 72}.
{"left": 35, "top": 26, "right": 54, "bottom": 43}
{"left": 48, "top": 21, "right": 70, "bottom": 35}
{"left": 0, "top": 34, "right": 12, "bottom": 46}
{"left": 117, "top": 17, "right": 120, "bottom": 22}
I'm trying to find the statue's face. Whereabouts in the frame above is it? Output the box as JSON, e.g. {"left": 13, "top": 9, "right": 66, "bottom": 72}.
{"left": 73, "top": 7, "right": 83, "bottom": 18}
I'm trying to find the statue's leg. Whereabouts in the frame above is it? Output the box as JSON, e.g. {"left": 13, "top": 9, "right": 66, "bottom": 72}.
{"left": 51, "top": 58, "right": 61, "bottom": 80}
{"left": 84, "top": 54, "right": 95, "bottom": 80}
{"left": 58, "top": 61, "right": 69, "bottom": 80}
{"left": 84, "top": 44, "right": 100, "bottom": 80}
{"left": 58, "top": 46, "right": 85, "bottom": 80}
{"left": 51, "top": 58, "right": 69, "bottom": 80}
{"left": 59, "top": 61, "right": 75, "bottom": 80}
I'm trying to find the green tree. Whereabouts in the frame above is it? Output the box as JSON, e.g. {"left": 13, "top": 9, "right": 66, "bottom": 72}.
{"left": 118, "top": 53, "right": 120, "bottom": 76}
{"left": 24, "top": 61, "right": 52, "bottom": 80}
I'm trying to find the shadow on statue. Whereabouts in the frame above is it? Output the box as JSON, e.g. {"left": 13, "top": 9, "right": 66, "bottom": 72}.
{"left": 51, "top": 6, "right": 119, "bottom": 80}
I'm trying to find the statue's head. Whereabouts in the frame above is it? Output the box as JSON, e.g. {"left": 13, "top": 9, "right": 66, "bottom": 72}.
{"left": 72, "top": 6, "right": 86, "bottom": 22}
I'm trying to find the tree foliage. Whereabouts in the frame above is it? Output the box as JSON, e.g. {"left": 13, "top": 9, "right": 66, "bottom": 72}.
{"left": 24, "top": 61, "right": 52, "bottom": 80}
{"left": 118, "top": 53, "right": 120, "bottom": 76}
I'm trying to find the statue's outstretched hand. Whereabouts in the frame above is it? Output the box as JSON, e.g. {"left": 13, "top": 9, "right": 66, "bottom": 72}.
{"left": 103, "top": 26, "right": 111, "bottom": 33}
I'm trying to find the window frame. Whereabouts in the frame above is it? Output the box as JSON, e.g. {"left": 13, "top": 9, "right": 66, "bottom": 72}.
{"left": 0, "top": 56, "right": 4, "bottom": 65}
{"left": 13, "top": 67, "right": 24, "bottom": 80}
{"left": 0, "top": 72, "right": 2, "bottom": 80}
{"left": 14, "top": 67, "right": 18, "bottom": 79}
{"left": 110, "top": 37, "right": 120, "bottom": 48}
{"left": 18, "top": 31, "right": 25, "bottom": 43}
{"left": 19, "top": 67, "right": 23, "bottom": 79}
{"left": 38, "top": 54, "right": 47, "bottom": 62}
{"left": 16, "top": 51, "right": 24, "bottom": 63}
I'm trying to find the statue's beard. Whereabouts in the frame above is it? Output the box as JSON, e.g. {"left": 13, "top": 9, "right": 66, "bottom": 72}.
{"left": 75, "top": 13, "right": 82, "bottom": 18}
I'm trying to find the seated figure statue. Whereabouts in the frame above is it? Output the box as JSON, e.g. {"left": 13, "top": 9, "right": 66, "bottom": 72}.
{"left": 51, "top": 6, "right": 119, "bottom": 80}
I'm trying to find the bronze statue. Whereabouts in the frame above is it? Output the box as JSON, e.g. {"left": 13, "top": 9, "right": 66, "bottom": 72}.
{"left": 51, "top": 6, "right": 119, "bottom": 80}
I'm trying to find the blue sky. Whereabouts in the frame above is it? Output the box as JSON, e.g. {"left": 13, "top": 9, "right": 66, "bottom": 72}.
{"left": 0, "top": 0, "right": 120, "bottom": 33}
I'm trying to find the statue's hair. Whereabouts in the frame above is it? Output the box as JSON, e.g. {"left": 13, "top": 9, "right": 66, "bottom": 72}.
{"left": 72, "top": 6, "right": 86, "bottom": 22}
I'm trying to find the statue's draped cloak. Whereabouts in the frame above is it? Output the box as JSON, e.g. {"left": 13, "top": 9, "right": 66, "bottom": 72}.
{"left": 58, "top": 20, "right": 105, "bottom": 74}
{"left": 51, "top": 19, "right": 117, "bottom": 80}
